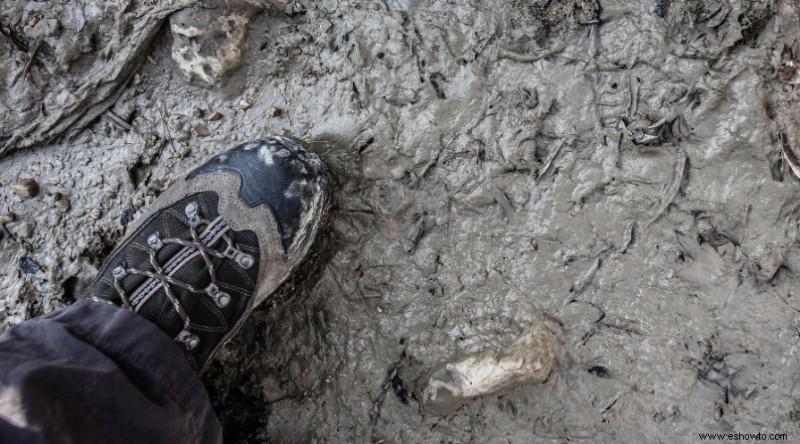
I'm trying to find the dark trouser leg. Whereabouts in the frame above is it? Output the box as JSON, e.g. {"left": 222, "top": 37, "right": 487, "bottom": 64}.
{"left": 0, "top": 300, "right": 221, "bottom": 444}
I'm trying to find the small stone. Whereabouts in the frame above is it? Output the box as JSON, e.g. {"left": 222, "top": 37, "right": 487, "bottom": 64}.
{"left": 55, "top": 197, "right": 71, "bottom": 213}
{"left": 192, "top": 123, "right": 210, "bottom": 137}
{"left": 27, "top": 17, "right": 39, "bottom": 28}
{"left": 120, "top": 207, "right": 136, "bottom": 226}
{"left": 239, "top": 99, "right": 253, "bottom": 110}
{"left": 133, "top": 72, "right": 142, "bottom": 85}
{"left": 18, "top": 257, "right": 41, "bottom": 274}
{"left": 292, "top": 2, "right": 306, "bottom": 14}
{"left": 175, "top": 130, "right": 191, "bottom": 142}
{"left": 208, "top": 111, "right": 223, "bottom": 121}
{"left": 11, "top": 179, "right": 39, "bottom": 199}
{"left": 169, "top": 0, "right": 262, "bottom": 87}
{"left": 90, "top": 208, "right": 102, "bottom": 219}
{"left": 13, "top": 221, "right": 35, "bottom": 238}
{"left": 269, "top": 106, "right": 283, "bottom": 117}
{"left": 422, "top": 324, "right": 555, "bottom": 414}
{"left": 146, "top": 54, "right": 157, "bottom": 65}
{"left": 0, "top": 212, "right": 16, "bottom": 223}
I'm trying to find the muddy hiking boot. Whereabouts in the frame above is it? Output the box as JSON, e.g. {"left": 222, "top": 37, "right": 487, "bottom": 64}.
{"left": 81, "top": 136, "right": 329, "bottom": 372}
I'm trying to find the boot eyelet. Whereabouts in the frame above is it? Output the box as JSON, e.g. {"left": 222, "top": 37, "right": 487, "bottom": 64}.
{"left": 176, "top": 329, "right": 200, "bottom": 350}
{"left": 112, "top": 265, "right": 128, "bottom": 280}
{"left": 204, "top": 283, "right": 220, "bottom": 296}
{"left": 235, "top": 253, "right": 254, "bottom": 269}
{"left": 185, "top": 202, "right": 201, "bottom": 226}
{"left": 223, "top": 244, "right": 237, "bottom": 259}
{"left": 147, "top": 232, "right": 164, "bottom": 250}
{"left": 215, "top": 292, "right": 231, "bottom": 308}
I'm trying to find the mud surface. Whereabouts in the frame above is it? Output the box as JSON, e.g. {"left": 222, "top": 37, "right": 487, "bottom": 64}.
{"left": 2, "top": 0, "right": 800, "bottom": 442}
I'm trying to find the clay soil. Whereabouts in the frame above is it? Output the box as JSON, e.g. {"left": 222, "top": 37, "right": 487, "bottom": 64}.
{"left": 2, "top": 0, "right": 800, "bottom": 443}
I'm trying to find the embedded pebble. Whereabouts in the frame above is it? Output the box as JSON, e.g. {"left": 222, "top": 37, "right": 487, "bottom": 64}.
{"left": 208, "top": 111, "right": 223, "bottom": 121}
{"left": 0, "top": 213, "right": 17, "bottom": 223}
{"left": 169, "top": 0, "right": 262, "bottom": 86}
{"left": 240, "top": 99, "right": 253, "bottom": 110}
{"left": 90, "top": 208, "right": 102, "bottom": 219}
{"left": 55, "top": 197, "right": 71, "bottom": 213}
{"left": 11, "top": 179, "right": 39, "bottom": 199}
{"left": 192, "top": 123, "right": 210, "bottom": 137}
{"left": 269, "top": 106, "right": 283, "bottom": 117}
{"left": 120, "top": 208, "right": 136, "bottom": 226}
{"left": 175, "top": 130, "right": 191, "bottom": 142}
{"left": 18, "top": 257, "right": 41, "bottom": 274}
{"left": 422, "top": 324, "right": 555, "bottom": 414}
{"left": 291, "top": 2, "right": 306, "bottom": 15}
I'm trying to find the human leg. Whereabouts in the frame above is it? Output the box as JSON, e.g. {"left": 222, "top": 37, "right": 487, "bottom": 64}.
{"left": 0, "top": 300, "right": 221, "bottom": 444}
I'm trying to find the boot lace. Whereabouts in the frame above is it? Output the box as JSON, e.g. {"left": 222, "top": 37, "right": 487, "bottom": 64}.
{"left": 97, "top": 201, "right": 254, "bottom": 350}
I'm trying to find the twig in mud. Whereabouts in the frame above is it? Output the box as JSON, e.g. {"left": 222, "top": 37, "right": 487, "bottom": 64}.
{"left": 407, "top": 212, "right": 429, "bottom": 253}
{"left": 3, "top": 27, "right": 55, "bottom": 79}
{"left": 588, "top": 23, "right": 599, "bottom": 58}
{"left": 159, "top": 107, "right": 176, "bottom": 153}
{"left": 778, "top": 132, "right": 800, "bottom": 180}
{"left": 0, "top": 222, "right": 15, "bottom": 243}
{"left": 618, "top": 115, "right": 680, "bottom": 146}
{"left": 564, "top": 258, "right": 601, "bottom": 305}
{"left": 580, "top": 301, "right": 642, "bottom": 345}
{"left": 21, "top": 43, "right": 38, "bottom": 82}
{"left": 102, "top": 110, "right": 134, "bottom": 132}
{"left": 600, "top": 316, "right": 641, "bottom": 336}
{"left": 497, "top": 47, "right": 564, "bottom": 64}
{"left": 578, "top": 301, "right": 606, "bottom": 344}
{"left": 645, "top": 150, "right": 687, "bottom": 228}
{"left": 627, "top": 73, "right": 639, "bottom": 118}
{"left": 494, "top": 190, "right": 516, "bottom": 224}
{"left": 619, "top": 220, "right": 635, "bottom": 254}
{"left": 602, "top": 395, "right": 620, "bottom": 413}
{"left": 537, "top": 141, "right": 564, "bottom": 179}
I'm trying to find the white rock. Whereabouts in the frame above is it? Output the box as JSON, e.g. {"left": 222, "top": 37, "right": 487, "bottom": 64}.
{"left": 422, "top": 323, "right": 555, "bottom": 414}
{"left": 168, "top": 0, "right": 262, "bottom": 87}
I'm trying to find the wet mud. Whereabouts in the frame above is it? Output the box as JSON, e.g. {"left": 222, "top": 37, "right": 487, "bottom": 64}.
{"left": 2, "top": 0, "right": 800, "bottom": 442}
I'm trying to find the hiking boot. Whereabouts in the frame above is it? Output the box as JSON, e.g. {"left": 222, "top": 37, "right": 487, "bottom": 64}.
{"left": 81, "top": 136, "right": 329, "bottom": 372}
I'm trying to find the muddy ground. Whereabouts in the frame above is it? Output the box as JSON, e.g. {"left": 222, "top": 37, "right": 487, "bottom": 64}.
{"left": 2, "top": 0, "right": 800, "bottom": 442}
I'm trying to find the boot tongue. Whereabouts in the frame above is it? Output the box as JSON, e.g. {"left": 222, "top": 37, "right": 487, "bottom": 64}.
{"left": 127, "top": 216, "right": 232, "bottom": 337}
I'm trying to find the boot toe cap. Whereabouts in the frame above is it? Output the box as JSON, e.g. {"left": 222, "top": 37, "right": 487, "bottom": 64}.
{"left": 187, "top": 136, "right": 329, "bottom": 258}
